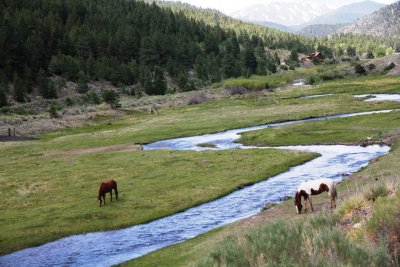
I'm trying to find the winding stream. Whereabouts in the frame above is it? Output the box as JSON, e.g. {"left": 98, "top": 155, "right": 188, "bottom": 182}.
{"left": 1, "top": 109, "right": 396, "bottom": 267}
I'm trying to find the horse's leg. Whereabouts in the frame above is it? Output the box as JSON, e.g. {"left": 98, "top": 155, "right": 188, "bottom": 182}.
{"left": 309, "top": 197, "right": 314, "bottom": 212}
{"left": 103, "top": 194, "right": 106, "bottom": 206}
{"left": 114, "top": 186, "right": 118, "bottom": 200}
{"left": 333, "top": 195, "right": 337, "bottom": 208}
{"left": 304, "top": 198, "right": 308, "bottom": 213}
{"left": 110, "top": 190, "right": 113, "bottom": 204}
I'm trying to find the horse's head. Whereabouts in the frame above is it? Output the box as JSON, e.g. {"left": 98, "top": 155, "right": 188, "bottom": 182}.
{"left": 97, "top": 195, "right": 102, "bottom": 207}
{"left": 294, "top": 191, "right": 303, "bottom": 214}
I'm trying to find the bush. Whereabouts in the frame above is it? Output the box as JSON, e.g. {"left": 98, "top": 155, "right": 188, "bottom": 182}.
{"left": 383, "top": 63, "right": 396, "bottom": 73}
{"left": 81, "top": 92, "right": 101, "bottom": 105}
{"left": 227, "top": 87, "right": 248, "bottom": 95}
{"left": 306, "top": 75, "right": 320, "bottom": 85}
{"left": 363, "top": 183, "right": 389, "bottom": 202}
{"left": 187, "top": 93, "right": 208, "bottom": 105}
{"left": 368, "top": 64, "right": 376, "bottom": 71}
{"left": 65, "top": 97, "right": 74, "bottom": 106}
{"left": 101, "top": 88, "right": 120, "bottom": 108}
{"left": 48, "top": 104, "right": 60, "bottom": 118}
{"left": 355, "top": 64, "right": 367, "bottom": 75}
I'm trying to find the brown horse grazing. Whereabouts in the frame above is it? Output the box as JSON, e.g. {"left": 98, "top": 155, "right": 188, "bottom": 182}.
{"left": 98, "top": 179, "right": 118, "bottom": 207}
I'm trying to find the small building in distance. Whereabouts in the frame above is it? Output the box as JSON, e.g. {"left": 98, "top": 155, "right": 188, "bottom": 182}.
{"left": 302, "top": 52, "right": 324, "bottom": 60}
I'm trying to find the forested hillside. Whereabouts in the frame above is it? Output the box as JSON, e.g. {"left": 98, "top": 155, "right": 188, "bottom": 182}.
{"left": 1, "top": 0, "right": 398, "bottom": 108}
{"left": 0, "top": 0, "right": 319, "bottom": 105}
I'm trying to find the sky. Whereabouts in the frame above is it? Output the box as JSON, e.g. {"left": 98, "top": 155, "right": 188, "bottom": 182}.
{"left": 170, "top": 0, "right": 398, "bottom": 15}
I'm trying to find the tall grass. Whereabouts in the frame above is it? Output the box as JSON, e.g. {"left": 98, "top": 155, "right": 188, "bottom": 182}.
{"left": 367, "top": 187, "right": 400, "bottom": 265}
{"left": 196, "top": 216, "right": 391, "bottom": 267}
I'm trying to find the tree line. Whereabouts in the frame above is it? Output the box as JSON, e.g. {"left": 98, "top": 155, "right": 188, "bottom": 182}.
{"left": 0, "top": 0, "right": 316, "bottom": 106}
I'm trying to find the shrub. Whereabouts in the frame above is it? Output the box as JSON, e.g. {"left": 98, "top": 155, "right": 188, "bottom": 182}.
{"left": 187, "top": 93, "right": 208, "bottom": 105}
{"left": 334, "top": 196, "right": 367, "bottom": 220}
{"left": 101, "top": 88, "right": 120, "bottom": 109}
{"left": 65, "top": 97, "right": 74, "bottom": 106}
{"left": 355, "top": 64, "right": 367, "bottom": 75}
{"left": 48, "top": 104, "right": 60, "bottom": 118}
{"left": 383, "top": 63, "right": 396, "bottom": 73}
{"left": 312, "top": 57, "right": 321, "bottom": 65}
{"left": 363, "top": 183, "right": 389, "bottom": 202}
{"left": 368, "top": 64, "right": 376, "bottom": 71}
{"left": 227, "top": 87, "right": 248, "bottom": 95}
{"left": 306, "top": 75, "right": 319, "bottom": 85}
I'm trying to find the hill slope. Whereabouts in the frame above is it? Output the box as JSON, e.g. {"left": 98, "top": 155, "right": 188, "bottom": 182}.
{"left": 297, "top": 24, "right": 349, "bottom": 37}
{"left": 299, "top": 1, "right": 385, "bottom": 27}
{"left": 338, "top": 1, "right": 400, "bottom": 37}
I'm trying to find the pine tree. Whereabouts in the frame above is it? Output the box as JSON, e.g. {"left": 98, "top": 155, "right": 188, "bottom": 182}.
{"left": 101, "top": 88, "right": 120, "bottom": 109}
{"left": 13, "top": 73, "right": 26, "bottom": 102}
{"left": 77, "top": 71, "right": 89, "bottom": 93}
{"left": 152, "top": 67, "right": 167, "bottom": 95}
{"left": 0, "top": 83, "right": 8, "bottom": 107}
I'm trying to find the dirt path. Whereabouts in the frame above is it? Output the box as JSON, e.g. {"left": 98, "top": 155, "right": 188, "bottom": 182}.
{"left": 46, "top": 143, "right": 143, "bottom": 156}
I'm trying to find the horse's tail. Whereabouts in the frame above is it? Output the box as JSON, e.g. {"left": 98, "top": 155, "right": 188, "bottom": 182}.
{"left": 98, "top": 183, "right": 103, "bottom": 199}
{"left": 114, "top": 180, "right": 118, "bottom": 200}
{"left": 332, "top": 181, "right": 338, "bottom": 199}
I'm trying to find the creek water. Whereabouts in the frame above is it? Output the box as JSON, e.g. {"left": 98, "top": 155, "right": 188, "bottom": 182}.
{"left": 354, "top": 94, "right": 400, "bottom": 102}
{"left": 1, "top": 109, "right": 396, "bottom": 267}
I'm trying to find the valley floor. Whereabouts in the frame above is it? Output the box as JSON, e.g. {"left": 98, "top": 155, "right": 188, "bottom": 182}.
{"left": 0, "top": 75, "right": 399, "bottom": 265}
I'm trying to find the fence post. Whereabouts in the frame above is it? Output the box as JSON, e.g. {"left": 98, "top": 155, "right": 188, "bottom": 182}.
{"left": 8, "top": 128, "right": 11, "bottom": 136}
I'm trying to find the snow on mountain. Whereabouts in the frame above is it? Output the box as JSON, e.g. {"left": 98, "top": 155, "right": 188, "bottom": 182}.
{"left": 230, "top": 2, "right": 335, "bottom": 26}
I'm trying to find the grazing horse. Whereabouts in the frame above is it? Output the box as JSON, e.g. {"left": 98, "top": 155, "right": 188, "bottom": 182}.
{"left": 98, "top": 179, "right": 118, "bottom": 207}
{"left": 294, "top": 178, "right": 337, "bottom": 214}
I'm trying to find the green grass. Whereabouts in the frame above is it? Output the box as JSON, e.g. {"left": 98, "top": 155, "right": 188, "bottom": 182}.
{"left": 239, "top": 111, "right": 400, "bottom": 147}
{"left": 0, "top": 148, "right": 317, "bottom": 255}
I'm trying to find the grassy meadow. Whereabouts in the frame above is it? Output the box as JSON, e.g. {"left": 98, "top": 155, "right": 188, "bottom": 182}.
{"left": 0, "top": 148, "right": 316, "bottom": 254}
{"left": 1, "top": 74, "right": 399, "bottom": 263}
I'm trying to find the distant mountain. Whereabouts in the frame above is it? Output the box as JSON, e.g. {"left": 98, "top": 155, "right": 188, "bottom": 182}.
{"left": 338, "top": 1, "right": 400, "bottom": 37}
{"left": 297, "top": 24, "right": 349, "bottom": 37}
{"left": 295, "top": 1, "right": 385, "bottom": 29}
{"left": 231, "top": 2, "right": 334, "bottom": 26}
{"left": 256, "top": 21, "right": 296, "bottom": 33}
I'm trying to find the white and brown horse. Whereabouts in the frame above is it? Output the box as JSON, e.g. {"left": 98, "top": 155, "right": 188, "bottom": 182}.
{"left": 294, "top": 178, "right": 337, "bottom": 214}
